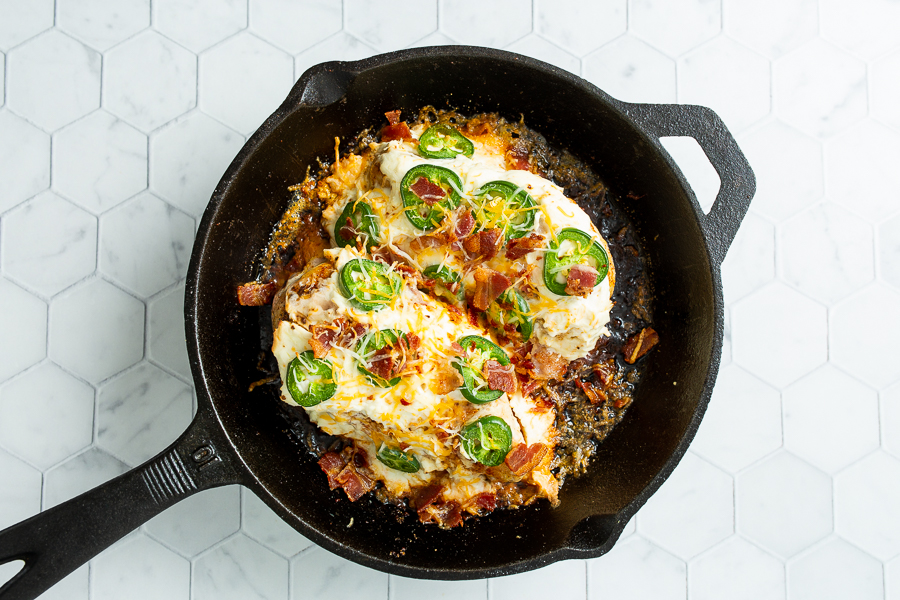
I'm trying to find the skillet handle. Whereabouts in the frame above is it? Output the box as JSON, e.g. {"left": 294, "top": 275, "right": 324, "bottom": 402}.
{"left": 621, "top": 103, "right": 756, "bottom": 265}
{"left": 0, "top": 409, "right": 246, "bottom": 600}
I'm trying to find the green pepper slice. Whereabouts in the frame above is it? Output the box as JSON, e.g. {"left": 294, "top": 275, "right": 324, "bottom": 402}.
{"left": 543, "top": 228, "right": 609, "bottom": 296}
{"left": 286, "top": 351, "right": 336, "bottom": 407}
{"left": 356, "top": 329, "right": 406, "bottom": 388}
{"left": 486, "top": 288, "right": 533, "bottom": 341}
{"left": 417, "top": 124, "right": 474, "bottom": 160}
{"left": 452, "top": 335, "right": 511, "bottom": 404}
{"left": 338, "top": 258, "right": 403, "bottom": 312}
{"left": 459, "top": 416, "right": 512, "bottom": 467}
{"left": 472, "top": 180, "right": 537, "bottom": 240}
{"left": 400, "top": 164, "right": 463, "bottom": 231}
{"left": 333, "top": 200, "right": 380, "bottom": 250}
{"left": 422, "top": 264, "right": 463, "bottom": 304}
{"left": 376, "top": 444, "right": 421, "bottom": 473}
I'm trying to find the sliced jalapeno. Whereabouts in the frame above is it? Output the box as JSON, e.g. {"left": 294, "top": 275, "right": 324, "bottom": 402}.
{"left": 417, "top": 124, "right": 474, "bottom": 160}
{"left": 459, "top": 416, "right": 512, "bottom": 467}
{"left": 452, "top": 335, "right": 511, "bottom": 404}
{"left": 422, "top": 264, "right": 463, "bottom": 304}
{"left": 400, "top": 164, "right": 463, "bottom": 231}
{"left": 543, "top": 228, "right": 609, "bottom": 296}
{"left": 486, "top": 288, "right": 533, "bottom": 341}
{"left": 356, "top": 328, "right": 405, "bottom": 388}
{"left": 472, "top": 180, "right": 537, "bottom": 240}
{"left": 333, "top": 200, "right": 380, "bottom": 250}
{"left": 338, "top": 258, "right": 403, "bottom": 312}
{"left": 376, "top": 444, "right": 421, "bottom": 473}
{"left": 286, "top": 351, "right": 336, "bottom": 407}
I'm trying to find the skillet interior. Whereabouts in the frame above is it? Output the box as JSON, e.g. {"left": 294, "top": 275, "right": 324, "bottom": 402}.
{"left": 188, "top": 48, "right": 717, "bottom": 577}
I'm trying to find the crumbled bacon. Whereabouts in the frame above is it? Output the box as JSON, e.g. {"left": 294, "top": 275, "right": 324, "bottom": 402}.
{"left": 592, "top": 361, "right": 616, "bottom": 388}
{"left": 465, "top": 492, "right": 497, "bottom": 515}
{"left": 448, "top": 341, "right": 465, "bottom": 356}
{"left": 506, "top": 142, "right": 530, "bottom": 171}
{"left": 318, "top": 451, "right": 375, "bottom": 502}
{"left": 430, "top": 363, "right": 463, "bottom": 394}
{"left": 309, "top": 318, "right": 367, "bottom": 358}
{"left": 381, "top": 110, "right": 414, "bottom": 142}
{"left": 565, "top": 264, "right": 599, "bottom": 297}
{"left": 623, "top": 327, "right": 659, "bottom": 364}
{"left": 454, "top": 209, "right": 475, "bottom": 239}
{"left": 366, "top": 332, "right": 419, "bottom": 380}
{"left": 485, "top": 360, "right": 516, "bottom": 393}
{"left": 237, "top": 281, "right": 277, "bottom": 306}
{"left": 463, "top": 228, "right": 502, "bottom": 260}
{"left": 370, "top": 246, "right": 406, "bottom": 267}
{"left": 505, "top": 233, "right": 544, "bottom": 260}
{"left": 522, "top": 379, "right": 542, "bottom": 396}
{"left": 337, "top": 216, "right": 359, "bottom": 244}
{"left": 421, "top": 500, "right": 463, "bottom": 528}
{"left": 505, "top": 443, "right": 548, "bottom": 476}
{"left": 529, "top": 344, "right": 567, "bottom": 380}
{"left": 576, "top": 378, "right": 607, "bottom": 404}
{"left": 410, "top": 177, "right": 446, "bottom": 205}
{"left": 472, "top": 267, "right": 511, "bottom": 311}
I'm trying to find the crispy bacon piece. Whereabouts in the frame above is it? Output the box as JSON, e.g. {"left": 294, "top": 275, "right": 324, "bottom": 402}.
{"left": 472, "top": 267, "right": 511, "bottom": 311}
{"left": 337, "top": 216, "right": 359, "bottom": 245}
{"left": 592, "top": 361, "right": 616, "bottom": 388}
{"left": 448, "top": 341, "right": 465, "bottom": 356}
{"left": 485, "top": 359, "right": 516, "bottom": 393}
{"left": 410, "top": 232, "right": 448, "bottom": 252}
{"left": 410, "top": 177, "right": 446, "bottom": 205}
{"left": 530, "top": 344, "right": 567, "bottom": 381}
{"left": 455, "top": 209, "right": 475, "bottom": 239}
{"left": 623, "top": 327, "right": 659, "bottom": 364}
{"left": 370, "top": 246, "right": 406, "bottom": 267}
{"left": 505, "top": 233, "right": 545, "bottom": 260}
{"left": 463, "top": 228, "right": 503, "bottom": 260}
{"left": 565, "top": 264, "right": 599, "bottom": 297}
{"left": 505, "top": 443, "right": 549, "bottom": 476}
{"left": 381, "top": 110, "right": 414, "bottom": 142}
{"left": 365, "top": 332, "right": 420, "bottom": 380}
{"left": 506, "top": 142, "right": 530, "bottom": 171}
{"left": 318, "top": 451, "right": 375, "bottom": 502}
{"left": 522, "top": 378, "right": 542, "bottom": 396}
{"left": 576, "top": 378, "right": 608, "bottom": 404}
{"left": 237, "top": 281, "right": 277, "bottom": 306}
{"left": 309, "top": 319, "right": 367, "bottom": 358}
{"left": 429, "top": 364, "right": 463, "bottom": 394}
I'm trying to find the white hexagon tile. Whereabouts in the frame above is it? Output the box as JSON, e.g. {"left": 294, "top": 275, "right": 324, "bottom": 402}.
{"left": 1, "top": 1, "right": 900, "bottom": 599}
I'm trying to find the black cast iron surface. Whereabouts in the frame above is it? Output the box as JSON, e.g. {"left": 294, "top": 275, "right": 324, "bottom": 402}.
{"left": 0, "top": 46, "right": 755, "bottom": 600}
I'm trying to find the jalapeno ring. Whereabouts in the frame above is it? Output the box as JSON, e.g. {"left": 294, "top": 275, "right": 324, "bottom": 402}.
{"left": 486, "top": 288, "right": 533, "bottom": 341}
{"left": 417, "top": 124, "right": 474, "bottom": 159}
{"left": 400, "top": 164, "right": 463, "bottom": 231}
{"left": 472, "top": 180, "right": 537, "bottom": 240}
{"left": 543, "top": 228, "right": 609, "bottom": 296}
{"left": 459, "top": 416, "right": 512, "bottom": 467}
{"left": 452, "top": 335, "right": 511, "bottom": 404}
{"left": 285, "top": 351, "right": 336, "bottom": 407}
{"left": 333, "top": 200, "right": 380, "bottom": 251}
{"left": 356, "top": 329, "right": 406, "bottom": 388}
{"left": 338, "top": 258, "right": 403, "bottom": 312}
{"left": 422, "top": 264, "right": 463, "bottom": 303}
{"left": 376, "top": 444, "right": 421, "bottom": 473}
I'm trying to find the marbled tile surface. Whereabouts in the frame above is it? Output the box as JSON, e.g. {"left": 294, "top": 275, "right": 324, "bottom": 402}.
{"left": 1, "top": 1, "right": 899, "bottom": 598}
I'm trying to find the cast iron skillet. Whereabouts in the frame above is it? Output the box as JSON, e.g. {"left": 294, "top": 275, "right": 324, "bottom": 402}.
{"left": 0, "top": 46, "right": 755, "bottom": 599}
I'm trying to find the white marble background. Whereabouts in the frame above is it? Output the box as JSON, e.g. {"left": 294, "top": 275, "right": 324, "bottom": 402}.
{"left": 1, "top": 0, "right": 899, "bottom": 598}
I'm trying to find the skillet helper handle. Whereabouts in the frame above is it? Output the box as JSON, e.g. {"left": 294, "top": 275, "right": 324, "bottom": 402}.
{"left": 0, "top": 410, "right": 245, "bottom": 600}
{"left": 622, "top": 103, "right": 757, "bottom": 265}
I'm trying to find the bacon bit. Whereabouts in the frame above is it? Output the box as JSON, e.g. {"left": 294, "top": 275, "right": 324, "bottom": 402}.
{"left": 506, "top": 142, "right": 530, "bottom": 171}
{"left": 529, "top": 344, "right": 567, "bottom": 381}
{"left": 485, "top": 360, "right": 516, "bottom": 393}
{"left": 318, "top": 451, "right": 346, "bottom": 489}
{"left": 505, "top": 233, "right": 545, "bottom": 260}
{"left": 623, "top": 327, "right": 659, "bottom": 364}
{"left": 400, "top": 398, "right": 412, "bottom": 406}
{"left": 406, "top": 332, "right": 421, "bottom": 354}
{"left": 413, "top": 484, "right": 444, "bottom": 511}
{"left": 522, "top": 379, "right": 542, "bottom": 396}
{"left": 455, "top": 209, "right": 475, "bottom": 239}
{"left": 505, "top": 443, "right": 548, "bottom": 476}
{"left": 613, "top": 396, "right": 632, "bottom": 410}
{"left": 410, "top": 177, "right": 447, "bottom": 205}
{"left": 371, "top": 246, "right": 406, "bottom": 267}
{"left": 463, "top": 228, "right": 503, "bottom": 260}
{"left": 592, "top": 362, "right": 616, "bottom": 388}
{"left": 366, "top": 332, "right": 419, "bottom": 381}
{"left": 565, "top": 264, "right": 599, "bottom": 297}
{"left": 576, "top": 378, "right": 607, "bottom": 404}
{"left": 335, "top": 466, "right": 375, "bottom": 502}
{"left": 448, "top": 341, "right": 465, "bottom": 357}
{"left": 310, "top": 319, "right": 368, "bottom": 358}
{"left": 421, "top": 500, "right": 463, "bottom": 528}
{"left": 309, "top": 326, "right": 339, "bottom": 358}
{"left": 381, "top": 111, "right": 414, "bottom": 142}
{"left": 472, "top": 267, "right": 511, "bottom": 311}
{"left": 466, "top": 492, "right": 497, "bottom": 515}
{"left": 237, "top": 281, "right": 278, "bottom": 306}
{"left": 410, "top": 233, "right": 447, "bottom": 252}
